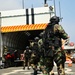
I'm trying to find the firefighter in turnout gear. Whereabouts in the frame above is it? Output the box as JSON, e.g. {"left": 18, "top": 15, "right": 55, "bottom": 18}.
{"left": 23, "top": 46, "right": 32, "bottom": 70}
{"left": 40, "top": 16, "right": 68, "bottom": 75}
{"left": 30, "top": 37, "right": 40, "bottom": 75}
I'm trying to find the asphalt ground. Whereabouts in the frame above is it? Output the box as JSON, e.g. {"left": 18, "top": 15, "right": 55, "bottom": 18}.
{"left": 0, "top": 63, "right": 75, "bottom": 75}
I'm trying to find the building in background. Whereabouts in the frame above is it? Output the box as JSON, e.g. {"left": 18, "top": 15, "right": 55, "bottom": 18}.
{"left": 0, "top": 6, "right": 55, "bottom": 63}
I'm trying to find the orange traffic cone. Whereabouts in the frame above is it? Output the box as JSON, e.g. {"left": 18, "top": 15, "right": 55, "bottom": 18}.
{"left": 68, "top": 60, "right": 72, "bottom": 67}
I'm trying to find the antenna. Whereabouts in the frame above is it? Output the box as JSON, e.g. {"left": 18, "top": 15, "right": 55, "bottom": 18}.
{"left": 22, "top": 0, "right": 24, "bottom": 9}
{"left": 44, "top": 0, "right": 47, "bottom": 4}
{"left": 44, "top": 0, "right": 48, "bottom": 7}
{"left": 59, "top": 1, "right": 63, "bottom": 21}
{"left": 53, "top": 0, "right": 56, "bottom": 16}
{"left": 32, "top": 4, "right": 33, "bottom": 8}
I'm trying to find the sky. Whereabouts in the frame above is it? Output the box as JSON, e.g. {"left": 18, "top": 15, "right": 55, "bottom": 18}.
{"left": 0, "top": 0, "right": 75, "bottom": 43}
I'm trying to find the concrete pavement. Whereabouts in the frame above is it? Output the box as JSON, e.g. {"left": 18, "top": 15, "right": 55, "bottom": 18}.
{"left": 0, "top": 64, "right": 75, "bottom": 75}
